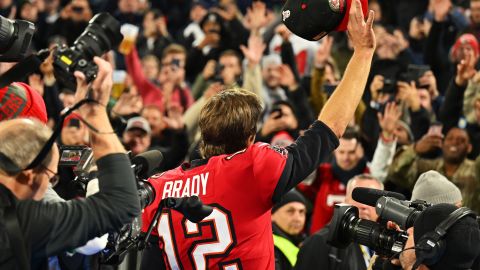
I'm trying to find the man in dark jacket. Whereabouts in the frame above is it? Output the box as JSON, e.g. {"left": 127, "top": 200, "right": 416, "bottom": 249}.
{"left": 0, "top": 57, "right": 140, "bottom": 268}
{"left": 272, "top": 189, "right": 307, "bottom": 270}
{"left": 295, "top": 174, "right": 383, "bottom": 270}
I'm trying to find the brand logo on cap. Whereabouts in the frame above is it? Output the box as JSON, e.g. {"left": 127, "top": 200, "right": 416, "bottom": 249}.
{"left": 282, "top": 10, "right": 290, "bottom": 21}
{"left": 328, "top": 0, "right": 344, "bottom": 13}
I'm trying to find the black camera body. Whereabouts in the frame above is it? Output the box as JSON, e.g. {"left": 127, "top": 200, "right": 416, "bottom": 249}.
{"left": 53, "top": 13, "right": 123, "bottom": 90}
{"left": 53, "top": 46, "right": 99, "bottom": 89}
{"left": 328, "top": 197, "right": 431, "bottom": 257}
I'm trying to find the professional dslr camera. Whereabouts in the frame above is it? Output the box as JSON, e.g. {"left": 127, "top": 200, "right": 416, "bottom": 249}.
{"left": 0, "top": 15, "right": 35, "bottom": 62}
{"left": 327, "top": 194, "right": 431, "bottom": 257}
{"left": 53, "top": 13, "right": 123, "bottom": 90}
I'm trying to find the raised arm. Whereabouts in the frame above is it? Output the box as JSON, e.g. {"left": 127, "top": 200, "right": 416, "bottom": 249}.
{"left": 319, "top": 0, "right": 375, "bottom": 138}
{"left": 271, "top": 0, "right": 376, "bottom": 200}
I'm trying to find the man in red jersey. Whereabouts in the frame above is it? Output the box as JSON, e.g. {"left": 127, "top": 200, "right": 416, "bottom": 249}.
{"left": 140, "top": 1, "right": 376, "bottom": 269}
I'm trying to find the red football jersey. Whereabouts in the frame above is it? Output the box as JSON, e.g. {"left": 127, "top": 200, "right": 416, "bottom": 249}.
{"left": 142, "top": 142, "right": 288, "bottom": 270}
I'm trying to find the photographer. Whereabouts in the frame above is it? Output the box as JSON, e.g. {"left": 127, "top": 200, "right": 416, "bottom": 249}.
{"left": 397, "top": 203, "right": 480, "bottom": 270}
{"left": 296, "top": 174, "right": 384, "bottom": 270}
{"left": 0, "top": 57, "right": 140, "bottom": 268}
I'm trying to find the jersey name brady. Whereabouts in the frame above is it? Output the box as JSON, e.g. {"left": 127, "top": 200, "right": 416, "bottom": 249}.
{"left": 161, "top": 172, "right": 210, "bottom": 199}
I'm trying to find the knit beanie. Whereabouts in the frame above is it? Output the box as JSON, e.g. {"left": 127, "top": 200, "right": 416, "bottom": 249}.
{"left": 450, "top": 34, "right": 480, "bottom": 62}
{"left": 413, "top": 203, "right": 480, "bottom": 270}
{"left": 411, "top": 170, "right": 462, "bottom": 205}
{"left": 0, "top": 82, "right": 48, "bottom": 124}
{"left": 396, "top": 120, "right": 414, "bottom": 143}
{"left": 272, "top": 189, "right": 307, "bottom": 213}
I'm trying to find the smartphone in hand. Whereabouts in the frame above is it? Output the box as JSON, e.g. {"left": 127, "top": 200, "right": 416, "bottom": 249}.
{"left": 427, "top": 122, "right": 443, "bottom": 136}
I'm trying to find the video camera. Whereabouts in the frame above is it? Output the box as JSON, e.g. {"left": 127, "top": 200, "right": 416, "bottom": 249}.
{"left": 327, "top": 187, "right": 431, "bottom": 257}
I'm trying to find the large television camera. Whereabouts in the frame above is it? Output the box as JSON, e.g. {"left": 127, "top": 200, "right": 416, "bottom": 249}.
{"left": 327, "top": 188, "right": 431, "bottom": 257}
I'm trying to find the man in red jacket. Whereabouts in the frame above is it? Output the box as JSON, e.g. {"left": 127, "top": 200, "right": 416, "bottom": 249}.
{"left": 297, "top": 128, "right": 369, "bottom": 234}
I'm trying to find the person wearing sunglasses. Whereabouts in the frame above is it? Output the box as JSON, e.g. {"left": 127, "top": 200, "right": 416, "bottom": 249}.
{"left": 0, "top": 57, "right": 141, "bottom": 269}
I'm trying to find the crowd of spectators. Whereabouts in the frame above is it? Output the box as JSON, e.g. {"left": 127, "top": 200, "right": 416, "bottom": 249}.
{"left": 1, "top": 0, "right": 480, "bottom": 268}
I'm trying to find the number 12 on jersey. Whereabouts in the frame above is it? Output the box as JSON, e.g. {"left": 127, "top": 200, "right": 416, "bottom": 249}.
{"left": 157, "top": 204, "right": 241, "bottom": 270}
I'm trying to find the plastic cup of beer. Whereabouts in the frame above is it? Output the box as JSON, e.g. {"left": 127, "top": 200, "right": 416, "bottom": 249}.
{"left": 111, "top": 70, "right": 127, "bottom": 100}
{"left": 119, "top": 24, "right": 139, "bottom": 55}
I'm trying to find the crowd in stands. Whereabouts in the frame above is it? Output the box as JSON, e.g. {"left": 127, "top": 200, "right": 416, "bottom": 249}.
{"left": 1, "top": 0, "right": 480, "bottom": 268}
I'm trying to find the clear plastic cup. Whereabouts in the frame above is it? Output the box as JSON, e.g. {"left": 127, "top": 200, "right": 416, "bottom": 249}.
{"left": 111, "top": 70, "right": 127, "bottom": 99}
{"left": 119, "top": 24, "right": 139, "bottom": 55}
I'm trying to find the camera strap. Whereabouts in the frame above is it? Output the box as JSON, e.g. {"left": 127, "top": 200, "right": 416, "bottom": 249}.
{"left": 4, "top": 203, "right": 30, "bottom": 270}
{"left": 0, "top": 50, "right": 50, "bottom": 89}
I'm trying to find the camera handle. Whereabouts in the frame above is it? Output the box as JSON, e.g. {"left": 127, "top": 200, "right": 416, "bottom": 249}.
{"left": 138, "top": 196, "right": 213, "bottom": 250}
{"left": 0, "top": 49, "right": 50, "bottom": 88}
{"left": 138, "top": 198, "right": 171, "bottom": 250}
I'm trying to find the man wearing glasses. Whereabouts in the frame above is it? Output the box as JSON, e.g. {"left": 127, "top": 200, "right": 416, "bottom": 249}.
{"left": 0, "top": 57, "right": 141, "bottom": 268}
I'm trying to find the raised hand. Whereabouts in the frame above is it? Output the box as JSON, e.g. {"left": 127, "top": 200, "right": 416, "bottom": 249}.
{"left": 240, "top": 34, "right": 266, "bottom": 67}
{"left": 377, "top": 102, "right": 401, "bottom": 139}
{"left": 455, "top": 50, "right": 477, "bottom": 86}
{"left": 163, "top": 104, "right": 185, "bottom": 130}
{"left": 245, "top": 1, "right": 268, "bottom": 32}
{"left": 347, "top": 0, "right": 376, "bottom": 52}
{"left": 74, "top": 56, "right": 113, "bottom": 118}
{"left": 211, "top": 2, "right": 237, "bottom": 21}
{"left": 111, "top": 92, "right": 143, "bottom": 116}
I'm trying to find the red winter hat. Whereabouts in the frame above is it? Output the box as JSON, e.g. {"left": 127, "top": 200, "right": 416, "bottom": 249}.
{"left": 0, "top": 82, "right": 48, "bottom": 124}
{"left": 451, "top": 33, "right": 480, "bottom": 61}
{"left": 282, "top": 0, "right": 368, "bottom": 41}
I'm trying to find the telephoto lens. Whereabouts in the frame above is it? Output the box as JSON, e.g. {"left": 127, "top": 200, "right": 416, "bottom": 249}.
{"left": 327, "top": 204, "right": 408, "bottom": 257}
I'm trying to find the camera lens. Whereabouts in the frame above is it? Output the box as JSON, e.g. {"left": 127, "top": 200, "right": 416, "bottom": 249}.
{"left": 73, "top": 13, "right": 123, "bottom": 60}
{"left": 349, "top": 218, "right": 407, "bottom": 256}
{"left": 138, "top": 181, "right": 155, "bottom": 209}
{"left": 0, "top": 15, "right": 35, "bottom": 61}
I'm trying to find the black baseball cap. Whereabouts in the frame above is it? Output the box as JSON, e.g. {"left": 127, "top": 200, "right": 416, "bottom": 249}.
{"left": 281, "top": 0, "right": 368, "bottom": 41}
